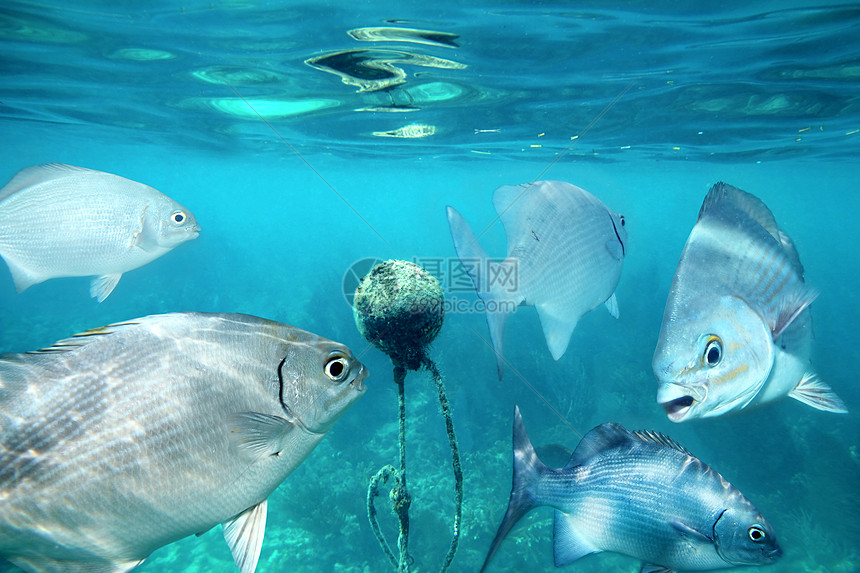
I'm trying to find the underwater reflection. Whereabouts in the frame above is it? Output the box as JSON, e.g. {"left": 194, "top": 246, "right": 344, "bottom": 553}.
{"left": 304, "top": 48, "right": 466, "bottom": 93}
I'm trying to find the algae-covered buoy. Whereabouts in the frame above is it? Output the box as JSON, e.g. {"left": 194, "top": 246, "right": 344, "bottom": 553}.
{"left": 354, "top": 259, "right": 462, "bottom": 573}
{"left": 353, "top": 259, "right": 444, "bottom": 371}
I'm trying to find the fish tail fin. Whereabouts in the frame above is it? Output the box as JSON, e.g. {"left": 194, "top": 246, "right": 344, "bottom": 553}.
{"left": 486, "top": 306, "right": 511, "bottom": 380}
{"left": 481, "top": 405, "right": 548, "bottom": 572}
{"left": 446, "top": 205, "right": 516, "bottom": 379}
{"left": 446, "top": 206, "right": 488, "bottom": 282}
{"left": 789, "top": 372, "right": 847, "bottom": 413}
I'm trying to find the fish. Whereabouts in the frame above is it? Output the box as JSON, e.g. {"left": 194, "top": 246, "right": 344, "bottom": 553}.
{"left": 446, "top": 180, "right": 627, "bottom": 378}
{"left": 0, "top": 163, "right": 200, "bottom": 302}
{"left": 482, "top": 405, "right": 782, "bottom": 572}
{"left": 652, "top": 182, "right": 846, "bottom": 422}
{"left": 372, "top": 124, "right": 437, "bottom": 138}
{"left": 0, "top": 312, "right": 367, "bottom": 573}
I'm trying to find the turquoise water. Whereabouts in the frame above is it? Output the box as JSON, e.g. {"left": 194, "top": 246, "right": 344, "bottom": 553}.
{"left": 1, "top": 1, "right": 858, "bottom": 572}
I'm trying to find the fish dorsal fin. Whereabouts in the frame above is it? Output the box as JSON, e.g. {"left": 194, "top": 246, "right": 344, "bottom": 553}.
{"left": 27, "top": 321, "right": 140, "bottom": 354}
{"left": 0, "top": 164, "right": 97, "bottom": 202}
{"left": 223, "top": 500, "right": 268, "bottom": 573}
{"left": 565, "top": 422, "right": 630, "bottom": 468}
{"left": 567, "top": 424, "right": 692, "bottom": 469}
{"left": 494, "top": 181, "right": 571, "bottom": 256}
{"left": 493, "top": 181, "right": 584, "bottom": 252}
{"left": 629, "top": 429, "right": 695, "bottom": 457}
{"left": 699, "top": 182, "right": 781, "bottom": 244}
{"left": 492, "top": 183, "right": 537, "bottom": 248}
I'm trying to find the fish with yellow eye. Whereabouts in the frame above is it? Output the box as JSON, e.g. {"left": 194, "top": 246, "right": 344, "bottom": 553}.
{"left": 652, "top": 182, "right": 846, "bottom": 422}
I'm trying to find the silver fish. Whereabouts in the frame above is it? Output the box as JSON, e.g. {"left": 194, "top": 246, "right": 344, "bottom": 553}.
{"left": 653, "top": 182, "right": 846, "bottom": 422}
{"left": 0, "top": 312, "right": 367, "bottom": 573}
{"left": 446, "top": 180, "right": 627, "bottom": 378}
{"left": 0, "top": 164, "right": 200, "bottom": 302}
{"left": 482, "top": 406, "right": 782, "bottom": 572}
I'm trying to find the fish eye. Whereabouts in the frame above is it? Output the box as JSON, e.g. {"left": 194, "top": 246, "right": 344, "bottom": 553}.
{"left": 703, "top": 336, "right": 722, "bottom": 367}
{"left": 171, "top": 211, "right": 186, "bottom": 224}
{"left": 619, "top": 215, "right": 626, "bottom": 227}
{"left": 748, "top": 525, "right": 766, "bottom": 542}
{"left": 325, "top": 355, "right": 349, "bottom": 381}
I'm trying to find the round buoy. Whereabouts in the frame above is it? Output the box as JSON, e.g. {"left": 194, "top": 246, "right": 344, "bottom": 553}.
{"left": 355, "top": 259, "right": 462, "bottom": 572}
{"left": 353, "top": 259, "right": 444, "bottom": 371}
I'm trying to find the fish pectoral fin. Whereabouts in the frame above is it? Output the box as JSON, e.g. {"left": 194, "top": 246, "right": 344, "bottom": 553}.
{"left": 90, "top": 273, "right": 122, "bottom": 302}
{"left": 789, "top": 373, "right": 847, "bottom": 413}
{"left": 223, "top": 499, "right": 268, "bottom": 573}
{"left": 134, "top": 205, "right": 161, "bottom": 252}
{"left": 640, "top": 564, "right": 675, "bottom": 573}
{"left": 772, "top": 285, "right": 817, "bottom": 340}
{"left": 604, "top": 237, "right": 624, "bottom": 261}
{"left": 553, "top": 511, "right": 600, "bottom": 566}
{"left": 229, "top": 412, "right": 295, "bottom": 460}
{"left": 670, "top": 520, "right": 712, "bottom": 543}
{"left": 535, "top": 303, "right": 578, "bottom": 361}
{"left": 604, "top": 293, "right": 619, "bottom": 319}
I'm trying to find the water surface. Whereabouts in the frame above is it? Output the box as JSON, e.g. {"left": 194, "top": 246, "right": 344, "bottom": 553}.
{"left": 1, "top": 1, "right": 858, "bottom": 572}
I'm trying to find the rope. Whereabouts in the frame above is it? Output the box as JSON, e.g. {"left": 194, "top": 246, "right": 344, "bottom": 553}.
{"left": 424, "top": 358, "right": 463, "bottom": 572}
{"left": 367, "top": 365, "right": 412, "bottom": 572}
{"left": 367, "top": 359, "right": 463, "bottom": 572}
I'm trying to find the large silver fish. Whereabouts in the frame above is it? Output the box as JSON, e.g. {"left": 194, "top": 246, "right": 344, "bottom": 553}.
{"left": 482, "top": 406, "right": 782, "bottom": 572}
{"left": 653, "top": 182, "right": 846, "bottom": 422}
{"left": 0, "top": 312, "right": 367, "bottom": 573}
{"left": 0, "top": 164, "right": 200, "bottom": 302}
{"left": 446, "top": 180, "right": 627, "bottom": 378}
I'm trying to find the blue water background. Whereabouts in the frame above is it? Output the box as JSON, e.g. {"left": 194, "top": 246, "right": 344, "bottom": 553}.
{"left": 1, "top": 1, "right": 858, "bottom": 572}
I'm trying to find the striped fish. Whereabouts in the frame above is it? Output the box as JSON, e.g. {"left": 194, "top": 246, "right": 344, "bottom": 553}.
{"left": 447, "top": 181, "right": 627, "bottom": 379}
{"left": 653, "top": 182, "right": 846, "bottom": 421}
{"left": 481, "top": 406, "right": 782, "bottom": 572}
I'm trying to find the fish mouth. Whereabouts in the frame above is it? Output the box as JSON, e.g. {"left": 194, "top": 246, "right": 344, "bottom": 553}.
{"left": 657, "top": 381, "right": 706, "bottom": 422}
{"left": 720, "top": 543, "right": 782, "bottom": 566}
{"left": 351, "top": 364, "right": 369, "bottom": 392}
{"left": 661, "top": 395, "right": 696, "bottom": 422}
{"left": 766, "top": 546, "right": 783, "bottom": 562}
